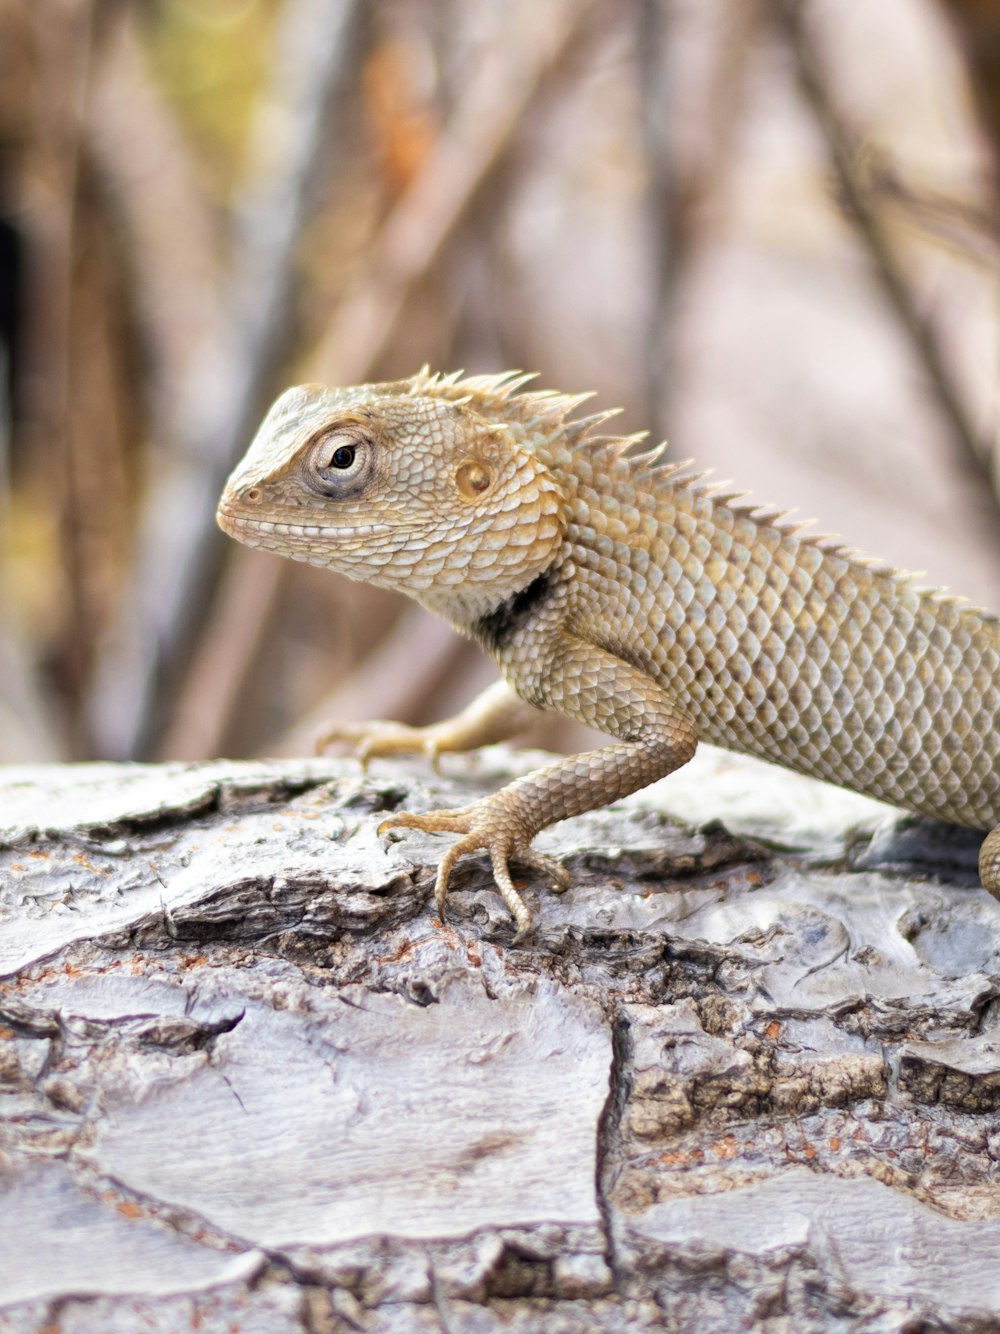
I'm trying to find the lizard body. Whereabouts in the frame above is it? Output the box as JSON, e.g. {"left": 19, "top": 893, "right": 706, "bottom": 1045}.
{"left": 217, "top": 369, "right": 1000, "bottom": 938}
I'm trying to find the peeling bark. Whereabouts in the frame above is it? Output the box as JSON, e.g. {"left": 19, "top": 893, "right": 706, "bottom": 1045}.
{"left": 1, "top": 747, "right": 999, "bottom": 1331}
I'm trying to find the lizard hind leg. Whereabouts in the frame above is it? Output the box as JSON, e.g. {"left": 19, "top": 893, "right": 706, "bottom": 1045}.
{"left": 979, "top": 827, "right": 1000, "bottom": 899}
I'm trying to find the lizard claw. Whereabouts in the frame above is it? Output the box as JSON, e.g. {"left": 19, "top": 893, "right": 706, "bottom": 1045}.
{"left": 377, "top": 802, "right": 566, "bottom": 941}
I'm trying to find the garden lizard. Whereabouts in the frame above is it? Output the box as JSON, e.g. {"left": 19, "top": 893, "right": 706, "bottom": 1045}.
{"left": 217, "top": 369, "right": 1000, "bottom": 939}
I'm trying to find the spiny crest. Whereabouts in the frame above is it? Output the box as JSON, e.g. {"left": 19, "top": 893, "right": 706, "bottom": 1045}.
{"left": 406, "top": 366, "right": 609, "bottom": 435}
{"left": 648, "top": 461, "right": 996, "bottom": 615}
{"left": 405, "top": 370, "right": 679, "bottom": 475}
{"left": 401, "top": 371, "right": 996, "bottom": 619}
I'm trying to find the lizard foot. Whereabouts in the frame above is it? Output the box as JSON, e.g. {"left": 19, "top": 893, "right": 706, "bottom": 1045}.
{"left": 378, "top": 802, "right": 570, "bottom": 942}
{"left": 316, "top": 719, "right": 447, "bottom": 772}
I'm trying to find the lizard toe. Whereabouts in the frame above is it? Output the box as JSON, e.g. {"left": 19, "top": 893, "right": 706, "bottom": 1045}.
{"left": 432, "top": 832, "right": 483, "bottom": 924}
{"left": 377, "top": 807, "right": 472, "bottom": 838}
{"left": 486, "top": 842, "right": 535, "bottom": 942}
{"left": 513, "top": 846, "right": 571, "bottom": 893}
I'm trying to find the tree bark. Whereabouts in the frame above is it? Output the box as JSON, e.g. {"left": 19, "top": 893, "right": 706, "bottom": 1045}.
{"left": 1, "top": 746, "right": 998, "bottom": 1331}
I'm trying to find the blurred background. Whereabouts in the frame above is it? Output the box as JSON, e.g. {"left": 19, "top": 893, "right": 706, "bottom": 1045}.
{"left": 1, "top": 0, "right": 999, "bottom": 766}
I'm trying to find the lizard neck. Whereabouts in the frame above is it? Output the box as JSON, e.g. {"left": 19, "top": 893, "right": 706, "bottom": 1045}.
{"left": 468, "top": 567, "right": 560, "bottom": 655}
{"left": 418, "top": 551, "right": 565, "bottom": 637}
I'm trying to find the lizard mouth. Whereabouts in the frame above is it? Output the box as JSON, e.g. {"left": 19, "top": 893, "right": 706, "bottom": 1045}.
{"left": 216, "top": 504, "right": 392, "bottom": 545}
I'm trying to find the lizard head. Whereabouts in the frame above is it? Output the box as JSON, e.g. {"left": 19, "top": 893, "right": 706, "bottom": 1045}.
{"left": 217, "top": 376, "right": 566, "bottom": 622}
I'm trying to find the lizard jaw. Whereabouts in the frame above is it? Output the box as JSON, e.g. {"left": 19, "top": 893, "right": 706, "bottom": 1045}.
{"left": 216, "top": 507, "right": 393, "bottom": 546}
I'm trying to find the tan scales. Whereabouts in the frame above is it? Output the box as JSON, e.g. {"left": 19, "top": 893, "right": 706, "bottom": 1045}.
{"left": 217, "top": 369, "right": 1000, "bottom": 939}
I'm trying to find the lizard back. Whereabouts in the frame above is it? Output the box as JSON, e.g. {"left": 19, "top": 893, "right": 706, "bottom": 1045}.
{"left": 545, "top": 432, "right": 1000, "bottom": 832}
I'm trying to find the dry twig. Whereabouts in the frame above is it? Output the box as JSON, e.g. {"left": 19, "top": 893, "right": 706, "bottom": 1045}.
{"left": 771, "top": 0, "right": 999, "bottom": 494}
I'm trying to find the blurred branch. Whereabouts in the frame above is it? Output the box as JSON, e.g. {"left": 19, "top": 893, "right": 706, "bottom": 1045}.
{"left": 937, "top": 0, "right": 1000, "bottom": 173}
{"left": 306, "top": 0, "right": 600, "bottom": 383}
{"left": 637, "top": 0, "right": 759, "bottom": 438}
{"left": 865, "top": 157, "right": 999, "bottom": 267}
{"left": 87, "top": 0, "right": 366, "bottom": 760}
{"left": 771, "top": 0, "right": 999, "bottom": 492}
{"left": 0, "top": 4, "right": 60, "bottom": 760}
{"left": 636, "top": 0, "right": 682, "bottom": 438}
{"left": 0, "top": 322, "right": 60, "bottom": 758}
{"left": 0, "top": 636, "right": 63, "bottom": 761}
{"left": 86, "top": 16, "right": 223, "bottom": 440}
{"left": 164, "top": 0, "right": 602, "bottom": 762}
{"left": 22, "top": 0, "right": 98, "bottom": 751}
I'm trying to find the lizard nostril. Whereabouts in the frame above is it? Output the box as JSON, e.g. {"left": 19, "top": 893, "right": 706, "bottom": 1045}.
{"left": 245, "top": 487, "right": 262, "bottom": 503}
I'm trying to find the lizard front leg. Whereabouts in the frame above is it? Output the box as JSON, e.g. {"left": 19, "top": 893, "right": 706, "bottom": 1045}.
{"left": 379, "top": 637, "right": 698, "bottom": 941}
{"left": 316, "top": 677, "right": 544, "bottom": 768}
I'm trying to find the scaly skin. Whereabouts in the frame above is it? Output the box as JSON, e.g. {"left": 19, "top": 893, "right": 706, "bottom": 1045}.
{"left": 217, "top": 369, "right": 1000, "bottom": 939}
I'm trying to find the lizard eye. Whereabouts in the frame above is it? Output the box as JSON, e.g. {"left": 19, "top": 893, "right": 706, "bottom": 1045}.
{"left": 305, "top": 427, "right": 373, "bottom": 496}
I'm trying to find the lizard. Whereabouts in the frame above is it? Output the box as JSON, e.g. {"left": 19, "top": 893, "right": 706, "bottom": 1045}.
{"left": 216, "top": 368, "right": 1000, "bottom": 940}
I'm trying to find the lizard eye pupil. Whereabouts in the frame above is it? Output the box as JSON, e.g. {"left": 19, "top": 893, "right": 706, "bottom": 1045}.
{"left": 331, "top": 444, "right": 356, "bottom": 469}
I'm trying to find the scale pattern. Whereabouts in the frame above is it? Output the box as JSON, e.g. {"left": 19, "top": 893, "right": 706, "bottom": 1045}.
{"left": 415, "top": 368, "right": 1000, "bottom": 831}
{"left": 542, "top": 436, "right": 1000, "bottom": 831}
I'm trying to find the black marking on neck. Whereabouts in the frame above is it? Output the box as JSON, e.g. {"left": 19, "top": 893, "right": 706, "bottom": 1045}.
{"left": 472, "top": 568, "right": 555, "bottom": 655}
